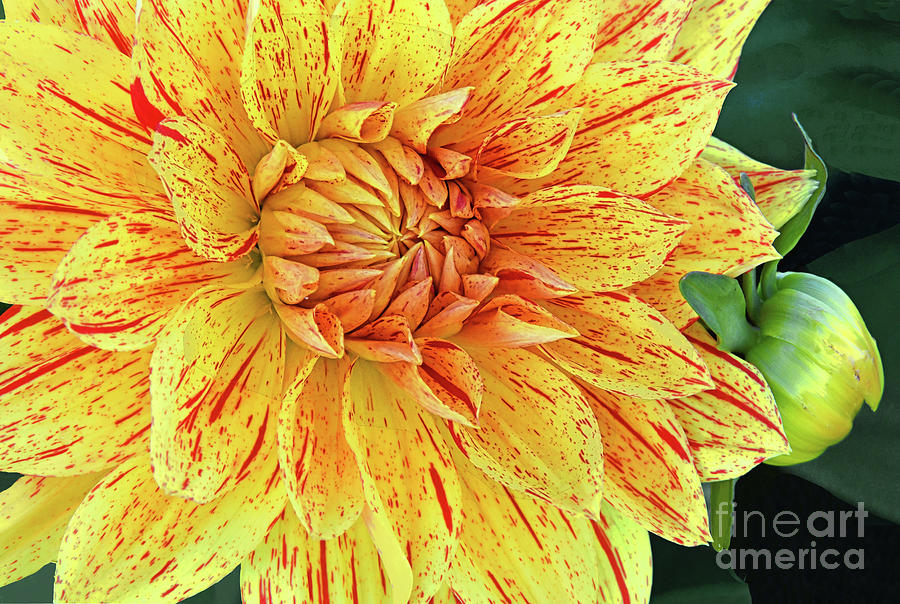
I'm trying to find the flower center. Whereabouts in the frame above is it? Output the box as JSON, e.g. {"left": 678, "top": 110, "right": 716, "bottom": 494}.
{"left": 253, "top": 132, "right": 505, "bottom": 361}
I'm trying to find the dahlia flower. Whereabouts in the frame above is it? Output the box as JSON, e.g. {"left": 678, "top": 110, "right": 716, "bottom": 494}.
{"left": 0, "top": 0, "right": 805, "bottom": 602}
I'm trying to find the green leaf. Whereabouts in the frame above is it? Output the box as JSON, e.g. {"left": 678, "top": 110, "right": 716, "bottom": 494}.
{"left": 679, "top": 272, "right": 759, "bottom": 354}
{"left": 771, "top": 116, "right": 829, "bottom": 258}
{"left": 784, "top": 223, "right": 900, "bottom": 523}
{"left": 650, "top": 536, "right": 751, "bottom": 604}
{"left": 715, "top": 0, "right": 900, "bottom": 182}
{"left": 707, "top": 479, "right": 736, "bottom": 552}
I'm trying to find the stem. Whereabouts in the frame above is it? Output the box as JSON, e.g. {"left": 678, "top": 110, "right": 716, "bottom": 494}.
{"left": 760, "top": 260, "right": 779, "bottom": 300}
{"left": 742, "top": 269, "right": 762, "bottom": 323}
{"left": 709, "top": 479, "right": 736, "bottom": 552}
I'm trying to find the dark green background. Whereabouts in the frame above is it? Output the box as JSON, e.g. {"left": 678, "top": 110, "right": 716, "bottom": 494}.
{"left": 1, "top": 0, "right": 899, "bottom": 602}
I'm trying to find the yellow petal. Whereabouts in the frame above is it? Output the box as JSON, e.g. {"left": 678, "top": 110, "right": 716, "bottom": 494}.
{"left": 593, "top": 0, "right": 693, "bottom": 63}
{"left": 134, "top": 0, "right": 269, "bottom": 166}
{"left": 544, "top": 290, "right": 714, "bottom": 398}
{"left": 702, "top": 137, "right": 818, "bottom": 228}
{"left": 55, "top": 454, "right": 286, "bottom": 603}
{"left": 343, "top": 360, "right": 463, "bottom": 603}
{"left": 0, "top": 472, "right": 104, "bottom": 587}
{"left": 450, "top": 346, "right": 603, "bottom": 517}
{"left": 381, "top": 337, "right": 484, "bottom": 426}
{"left": 457, "top": 294, "right": 578, "bottom": 348}
{"left": 390, "top": 87, "right": 473, "bottom": 154}
{"left": 335, "top": 0, "right": 453, "bottom": 107}
{"left": 450, "top": 464, "right": 602, "bottom": 603}
{"left": 490, "top": 184, "right": 688, "bottom": 291}
{"left": 149, "top": 286, "right": 284, "bottom": 503}
{"left": 3, "top": 1, "right": 82, "bottom": 30}
{"left": 458, "top": 109, "right": 582, "bottom": 180}
{"left": 515, "top": 60, "right": 733, "bottom": 198}
{"left": 593, "top": 502, "right": 652, "bottom": 604}
{"left": 242, "top": 0, "right": 340, "bottom": 144}
{"left": 150, "top": 116, "right": 260, "bottom": 262}
{"left": 0, "top": 306, "right": 151, "bottom": 475}
{"left": 47, "top": 210, "right": 255, "bottom": 351}
{"left": 479, "top": 245, "right": 576, "bottom": 299}
{"left": 669, "top": 0, "right": 770, "bottom": 80}
{"left": 72, "top": 0, "right": 135, "bottom": 54}
{"left": 444, "top": 0, "right": 479, "bottom": 26}
{"left": 240, "top": 509, "right": 392, "bottom": 604}
{"left": 319, "top": 101, "right": 398, "bottom": 143}
{"left": 278, "top": 357, "right": 365, "bottom": 539}
{"left": 580, "top": 383, "right": 711, "bottom": 545}
{"left": 0, "top": 22, "right": 162, "bottom": 207}
{"left": 628, "top": 157, "right": 780, "bottom": 328}
{"left": 345, "top": 314, "right": 422, "bottom": 364}
{"left": 276, "top": 303, "right": 345, "bottom": 358}
{"left": 441, "top": 0, "right": 599, "bottom": 140}
{"left": 670, "top": 324, "right": 790, "bottom": 480}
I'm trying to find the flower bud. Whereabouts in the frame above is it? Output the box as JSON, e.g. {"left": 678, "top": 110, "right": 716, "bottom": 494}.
{"left": 745, "top": 272, "right": 883, "bottom": 465}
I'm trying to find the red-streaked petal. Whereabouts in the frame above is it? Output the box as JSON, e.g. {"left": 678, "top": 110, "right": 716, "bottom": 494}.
{"left": 670, "top": 325, "right": 790, "bottom": 480}
{"left": 134, "top": 0, "right": 268, "bottom": 166}
{"left": 150, "top": 116, "right": 260, "bottom": 262}
{"left": 278, "top": 356, "right": 365, "bottom": 539}
{"left": 440, "top": 0, "right": 600, "bottom": 141}
{"left": 241, "top": 0, "right": 339, "bottom": 145}
{"left": 512, "top": 60, "right": 733, "bottom": 198}
{"left": 669, "top": 0, "right": 770, "bottom": 80}
{"left": 3, "top": 1, "right": 82, "bottom": 29}
{"left": 47, "top": 210, "right": 255, "bottom": 351}
{"left": 457, "top": 294, "right": 579, "bottom": 348}
{"left": 593, "top": 502, "right": 653, "bottom": 604}
{"left": 54, "top": 454, "right": 286, "bottom": 603}
{"left": 627, "top": 157, "right": 780, "bottom": 328}
{"left": 0, "top": 472, "right": 104, "bottom": 586}
{"left": 593, "top": 0, "right": 693, "bottom": 63}
{"left": 580, "top": 383, "right": 711, "bottom": 546}
{"left": 450, "top": 464, "right": 602, "bottom": 603}
{"left": 73, "top": 0, "right": 136, "bottom": 54}
{"left": 449, "top": 346, "right": 604, "bottom": 517}
{"left": 544, "top": 290, "right": 714, "bottom": 398}
{"left": 335, "top": 0, "right": 453, "bottom": 107}
{"left": 240, "top": 509, "right": 392, "bottom": 604}
{"left": 343, "top": 359, "right": 463, "bottom": 603}
{"left": 0, "top": 306, "right": 151, "bottom": 476}
{"left": 702, "top": 137, "right": 818, "bottom": 228}
{"left": 149, "top": 286, "right": 284, "bottom": 503}
{"left": 490, "top": 184, "right": 688, "bottom": 292}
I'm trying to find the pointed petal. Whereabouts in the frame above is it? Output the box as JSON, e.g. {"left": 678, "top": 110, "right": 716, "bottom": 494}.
{"left": 150, "top": 116, "right": 260, "bottom": 262}
{"left": 47, "top": 210, "right": 255, "bottom": 351}
{"left": 702, "top": 137, "right": 818, "bottom": 228}
{"left": 343, "top": 360, "right": 463, "bottom": 603}
{"left": 150, "top": 286, "right": 285, "bottom": 503}
{"left": 450, "top": 465, "right": 601, "bottom": 603}
{"left": 319, "top": 101, "right": 398, "bottom": 143}
{"left": 457, "top": 294, "right": 578, "bottom": 348}
{"left": 593, "top": 503, "right": 652, "bottom": 604}
{"left": 336, "top": 0, "right": 453, "bottom": 107}
{"left": 276, "top": 303, "right": 345, "bottom": 358}
{"left": 345, "top": 314, "right": 421, "bottom": 364}
{"left": 0, "top": 306, "right": 151, "bottom": 475}
{"left": 593, "top": 0, "right": 693, "bottom": 63}
{"left": 134, "top": 0, "right": 268, "bottom": 166}
{"left": 544, "top": 290, "right": 714, "bottom": 398}
{"left": 0, "top": 473, "right": 103, "bottom": 586}
{"left": 580, "top": 383, "right": 711, "bottom": 545}
{"left": 449, "top": 346, "right": 603, "bottom": 517}
{"left": 390, "top": 88, "right": 473, "bottom": 154}
{"left": 670, "top": 325, "right": 790, "bottom": 480}
{"left": 516, "top": 60, "right": 733, "bottom": 198}
{"left": 73, "top": 0, "right": 136, "bottom": 54}
{"left": 465, "top": 110, "right": 582, "bottom": 180}
{"left": 490, "top": 185, "right": 688, "bottom": 291}
{"left": 0, "top": 22, "right": 162, "bottom": 204}
{"left": 627, "top": 158, "right": 780, "bottom": 328}
{"left": 240, "top": 509, "right": 392, "bottom": 604}
{"left": 242, "top": 0, "right": 340, "bottom": 144}
{"left": 479, "top": 245, "right": 577, "bottom": 299}
{"left": 3, "top": 1, "right": 82, "bottom": 29}
{"left": 278, "top": 357, "right": 365, "bottom": 539}
{"left": 54, "top": 455, "right": 286, "bottom": 603}
{"left": 669, "top": 0, "right": 770, "bottom": 80}
{"left": 441, "top": 0, "right": 600, "bottom": 139}
{"left": 381, "top": 338, "right": 484, "bottom": 426}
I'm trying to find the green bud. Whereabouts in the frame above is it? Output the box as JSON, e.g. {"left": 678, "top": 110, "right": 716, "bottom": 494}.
{"left": 745, "top": 272, "right": 884, "bottom": 465}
